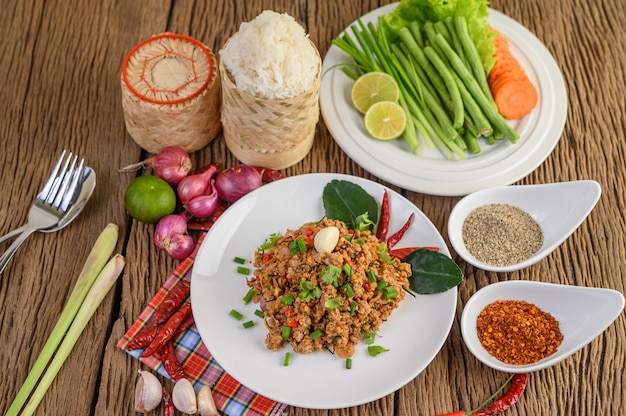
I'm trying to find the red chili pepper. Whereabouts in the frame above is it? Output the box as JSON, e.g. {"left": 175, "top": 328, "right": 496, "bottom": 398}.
{"left": 159, "top": 340, "right": 187, "bottom": 382}
{"left": 141, "top": 302, "right": 192, "bottom": 358}
{"left": 125, "top": 280, "right": 190, "bottom": 350}
{"left": 376, "top": 190, "right": 390, "bottom": 241}
{"left": 162, "top": 387, "right": 175, "bottom": 416}
{"left": 387, "top": 212, "right": 415, "bottom": 249}
{"left": 472, "top": 373, "right": 527, "bottom": 415}
{"left": 254, "top": 166, "right": 287, "bottom": 182}
{"left": 435, "top": 373, "right": 528, "bottom": 416}
{"left": 388, "top": 246, "right": 440, "bottom": 260}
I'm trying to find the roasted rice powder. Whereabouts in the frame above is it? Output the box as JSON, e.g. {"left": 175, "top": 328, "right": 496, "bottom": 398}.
{"left": 476, "top": 299, "right": 563, "bottom": 365}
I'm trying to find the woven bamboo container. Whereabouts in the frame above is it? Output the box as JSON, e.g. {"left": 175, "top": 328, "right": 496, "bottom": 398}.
{"left": 121, "top": 33, "right": 221, "bottom": 154}
{"left": 219, "top": 44, "right": 321, "bottom": 170}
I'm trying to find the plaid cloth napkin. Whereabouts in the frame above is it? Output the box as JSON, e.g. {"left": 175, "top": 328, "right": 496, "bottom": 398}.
{"left": 117, "top": 233, "right": 286, "bottom": 416}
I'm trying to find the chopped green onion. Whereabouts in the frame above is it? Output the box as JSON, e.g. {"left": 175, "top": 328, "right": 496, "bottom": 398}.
{"left": 297, "top": 237, "right": 307, "bottom": 252}
{"left": 300, "top": 280, "right": 314, "bottom": 291}
{"left": 356, "top": 237, "right": 365, "bottom": 245}
{"left": 237, "top": 266, "right": 250, "bottom": 275}
{"left": 384, "top": 286, "right": 398, "bottom": 299}
{"left": 254, "top": 309, "right": 265, "bottom": 318}
{"left": 367, "top": 270, "right": 377, "bottom": 282}
{"left": 346, "top": 358, "right": 352, "bottom": 369}
{"left": 310, "top": 329, "right": 323, "bottom": 340}
{"left": 281, "top": 293, "right": 295, "bottom": 305}
{"left": 367, "top": 345, "right": 389, "bottom": 357}
{"left": 342, "top": 264, "right": 354, "bottom": 277}
{"left": 376, "top": 280, "right": 388, "bottom": 290}
{"left": 365, "top": 332, "right": 376, "bottom": 345}
{"left": 378, "top": 243, "right": 393, "bottom": 264}
{"left": 320, "top": 264, "right": 341, "bottom": 286}
{"left": 282, "top": 325, "right": 291, "bottom": 340}
{"left": 344, "top": 283, "right": 355, "bottom": 297}
{"left": 324, "top": 297, "right": 343, "bottom": 309}
{"left": 350, "top": 301, "right": 357, "bottom": 314}
{"left": 229, "top": 309, "right": 243, "bottom": 320}
{"left": 312, "top": 286, "right": 323, "bottom": 299}
{"left": 283, "top": 352, "right": 291, "bottom": 366}
{"left": 298, "top": 289, "right": 311, "bottom": 300}
{"left": 233, "top": 256, "right": 246, "bottom": 264}
{"left": 243, "top": 289, "right": 255, "bottom": 304}
{"left": 344, "top": 235, "right": 353, "bottom": 242}
{"left": 242, "top": 320, "right": 255, "bottom": 329}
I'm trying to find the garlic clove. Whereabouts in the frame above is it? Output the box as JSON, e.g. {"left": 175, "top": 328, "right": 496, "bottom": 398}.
{"left": 314, "top": 226, "right": 340, "bottom": 253}
{"left": 134, "top": 370, "right": 163, "bottom": 413}
{"left": 197, "top": 384, "right": 219, "bottom": 416}
{"left": 172, "top": 378, "right": 198, "bottom": 414}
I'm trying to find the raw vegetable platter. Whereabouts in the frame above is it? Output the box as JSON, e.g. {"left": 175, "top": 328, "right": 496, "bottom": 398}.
{"left": 320, "top": 3, "right": 567, "bottom": 196}
{"left": 190, "top": 173, "right": 457, "bottom": 409}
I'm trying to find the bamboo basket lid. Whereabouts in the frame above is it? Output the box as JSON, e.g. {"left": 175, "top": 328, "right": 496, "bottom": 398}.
{"left": 121, "top": 33, "right": 221, "bottom": 153}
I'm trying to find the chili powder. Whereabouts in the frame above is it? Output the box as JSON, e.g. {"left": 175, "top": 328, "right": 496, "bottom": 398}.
{"left": 476, "top": 299, "right": 563, "bottom": 365}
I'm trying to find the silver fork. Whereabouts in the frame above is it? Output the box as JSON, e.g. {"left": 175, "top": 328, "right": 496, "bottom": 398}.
{"left": 0, "top": 150, "right": 85, "bottom": 275}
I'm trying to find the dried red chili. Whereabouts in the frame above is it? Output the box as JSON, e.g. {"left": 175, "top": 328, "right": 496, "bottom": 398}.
{"left": 159, "top": 340, "right": 186, "bottom": 382}
{"left": 162, "top": 387, "right": 175, "bottom": 416}
{"left": 142, "top": 302, "right": 192, "bottom": 358}
{"left": 473, "top": 373, "right": 527, "bottom": 415}
{"left": 253, "top": 166, "right": 287, "bottom": 182}
{"left": 387, "top": 212, "right": 415, "bottom": 249}
{"left": 435, "top": 373, "right": 528, "bottom": 416}
{"left": 388, "top": 246, "right": 440, "bottom": 260}
{"left": 376, "top": 190, "right": 390, "bottom": 241}
{"left": 125, "top": 280, "right": 190, "bottom": 350}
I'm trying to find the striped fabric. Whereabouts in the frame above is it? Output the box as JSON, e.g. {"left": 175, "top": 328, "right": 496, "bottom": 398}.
{"left": 117, "top": 234, "right": 286, "bottom": 416}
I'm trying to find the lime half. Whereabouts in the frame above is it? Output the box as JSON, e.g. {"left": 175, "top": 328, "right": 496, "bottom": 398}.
{"left": 351, "top": 72, "right": 400, "bottom": 114}
{"left": 364, "top": 101, "right": 407, "bottom": 141}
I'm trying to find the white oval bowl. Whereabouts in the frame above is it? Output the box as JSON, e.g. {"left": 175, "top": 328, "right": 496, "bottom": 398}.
{"left": 448, "top": 180, "right": 601, "bottom": 272}
{"left": 461, "top": 280, "right": 624, "bottom": 372}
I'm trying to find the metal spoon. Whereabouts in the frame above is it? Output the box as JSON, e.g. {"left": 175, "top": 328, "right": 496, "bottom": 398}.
{"left": 0, "top": 167, "right": 96, "bottom": 246}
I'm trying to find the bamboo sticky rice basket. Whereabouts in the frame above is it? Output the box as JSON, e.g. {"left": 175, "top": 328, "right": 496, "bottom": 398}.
{"left": 121, "top": 33, "right": 221, "bottom": 154}
{"left": 219, "top": 45, "right": 321, "bottom": 170}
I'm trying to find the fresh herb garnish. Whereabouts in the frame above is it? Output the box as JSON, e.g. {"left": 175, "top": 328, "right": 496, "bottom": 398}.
{"left": 404, "top": 248, "right": 463, "bottom": 294}
{"left": 322, "top": 180, "right": 379, "bottom": 231}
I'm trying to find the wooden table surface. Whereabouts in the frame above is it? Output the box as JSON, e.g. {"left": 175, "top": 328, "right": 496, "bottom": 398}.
{"left": 1, "top": 0, "right": 624, "bottom": 415}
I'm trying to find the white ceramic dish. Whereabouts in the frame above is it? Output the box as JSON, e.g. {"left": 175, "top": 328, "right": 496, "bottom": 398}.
{"left": 461, "top": 280, "right": 625, "bottom": 372}
{"left": 320, "top": 4, "right": 567, "bottom": 196}
{"left": 190, "top": 173, "right": 457, "bottom": 409}
{"left": 447, "top": 180, "right": 601, "bottom": 272}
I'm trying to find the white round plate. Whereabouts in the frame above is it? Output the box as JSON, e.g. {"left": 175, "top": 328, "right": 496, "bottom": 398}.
{"left": 320, "top": 4, "right": 567, "bottom": 196}
{"left": 190, "top": 173, "right": 457, "bottom": 409}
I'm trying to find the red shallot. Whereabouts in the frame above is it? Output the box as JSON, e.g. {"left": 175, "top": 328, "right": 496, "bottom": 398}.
{"left": 154, "top": 213, "right": 195, "bottom": 260}
{"left": 177, "top": 164, "right": 218, "bottom": 205}
{"left": 215, "top": 164, "right": 262, "bottom": 203}
{"left": 186, "top": 182, "right": 218, "bottom": 218}
{"left": 120, "top": 146, "right": 192, "bottom": 186}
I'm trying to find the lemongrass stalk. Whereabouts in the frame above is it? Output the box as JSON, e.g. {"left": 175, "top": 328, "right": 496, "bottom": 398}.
{"left": 20, "top": 254, "right": 125, "bottom": 416}
{"left": 6, "top": 223, "right": 119, "bottom": 416}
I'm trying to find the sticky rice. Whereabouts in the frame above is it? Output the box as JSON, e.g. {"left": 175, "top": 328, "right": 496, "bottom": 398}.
{"left": 219, "top": 10, "right": 320, "bottom": 100}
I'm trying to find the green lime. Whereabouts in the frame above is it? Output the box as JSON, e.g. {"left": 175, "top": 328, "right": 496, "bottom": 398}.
{"left": 364, "top": 101, "right": 407, "bottom": 140}
{"left": 124, "top": 175, "right": 177, "bottom": 224}
{"left": 351, "top": 72, "right": 400, "bottom": 114}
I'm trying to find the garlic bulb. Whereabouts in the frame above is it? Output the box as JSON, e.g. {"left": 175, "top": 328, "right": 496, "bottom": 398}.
{"left": 172, "top": 378, "right": 197, "bottom": 414}
{"left": 197, "top": 384, "right": 219, "bottom": 416}
{"left": 314, "top": 226, "right": 340, "bottom": 253}
{"left": 134, "top": 370, "right": 163, "bottom": 413}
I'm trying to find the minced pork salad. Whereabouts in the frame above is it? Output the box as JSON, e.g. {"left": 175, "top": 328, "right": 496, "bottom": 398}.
{"left": 248, "top": 218, "right": 411, "bottom": 359}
